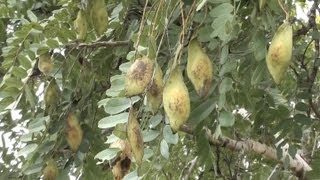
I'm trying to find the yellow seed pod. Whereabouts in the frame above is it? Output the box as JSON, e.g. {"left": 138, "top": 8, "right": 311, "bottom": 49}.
{"left": 266, "top": 22, "right": 292, "bottom": 84}
{"left": 125, "top": 56, "right": 154, "bottom": 97}
{"left": 43, "top": 159, "right": 58, "bottom": 180}
{"left": 66, "top": 112, "right": 83, "bottom": 152}
{"left": 74, "top": 10, "right": 88, "bottom": 40}
{"left": 44, "top": 79, "right": 60, "bottom": 115}
{"left": 163, "top": 66, "right": 190, "bottom": 132}
{"left": 110, "top": 140, "right": 132, "bottom": 179}
{"left": 146, "top": 63, "right": 163, "bottom": 114}
{"left": 38, "top": 52, "right": 53, "bottom": 75}
{"left": 91, "top": 0, "right": 108, "bottom": 36}
{"left": 127, "top": 108, "right": 144, "bottom": 165}
{"left": 187, "top": 39, "right": 213, "bottom": 98}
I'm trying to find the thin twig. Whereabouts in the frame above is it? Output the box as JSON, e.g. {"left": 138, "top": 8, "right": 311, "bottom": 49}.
{"left": 65, "top": 40, "right": 130, "bottom": 49}
{"left": 182, "top": 156, "right": 198, "bottom": 180}
{"left": 307, "top": 1, "right": 320, "bottom": 120}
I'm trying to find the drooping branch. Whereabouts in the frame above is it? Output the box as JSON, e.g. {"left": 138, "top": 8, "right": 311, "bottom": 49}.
{"left": 180, "top": 125, "right": 312, "bottom": 178}
{"left": 307, "top": 1, "right": 320, "bottom": 120}
{"left": 65, "top": 40, "right": 130, "bottom": 49}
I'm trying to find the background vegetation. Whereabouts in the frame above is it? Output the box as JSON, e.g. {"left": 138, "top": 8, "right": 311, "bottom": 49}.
{"left": 0, "top": 0, "right": 319, "bottom": 179}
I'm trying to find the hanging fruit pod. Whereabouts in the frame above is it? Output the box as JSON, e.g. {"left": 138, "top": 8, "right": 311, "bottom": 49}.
{"left": 163, "top": 66, "right": 190, "bottom": 132}
{"left": 125, "top": 56, "right": 154, "bottom": 97}
{"left": 187, "top": 39, "right": 213, "bottom": 98}
{"left": 266, "top": 21, "right": 292, "bottom": 84}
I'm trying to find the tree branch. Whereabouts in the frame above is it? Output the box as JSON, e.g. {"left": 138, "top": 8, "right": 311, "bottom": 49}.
{"left": 179, "top": 125, "right": 312, "bottom": 178}
{"left": 181, "top": 156, "right": 198, "bottom": 180}
{"left": 65, "top": 40, "right": 130, "bottom": 49}
{"left": 307, "top": 1, "right": 320, "bottom": 120}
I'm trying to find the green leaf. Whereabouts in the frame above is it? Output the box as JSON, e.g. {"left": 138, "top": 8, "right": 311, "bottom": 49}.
{"left": 17, "top": 144, "right": 38, "bottom": 157}
{"left": 27, "top": 10, "right": 38, "bottom": 22}
{"left": 24, "top": 83, "right": 37, "bottom": 108}
{"left": 219, "top": 60, "right": 237, "bottom": 76}
{"left": 23, "top": 163, "right": 42, "bottom": 175}
{"left": 142, "top": 130, "right": 160, "bottom": 142}
{"left": 218, "top": 92, "right": 226, "bottom": 110}
{"left": 188, "top": 97, "right": 215, "bottom": 128}
{"left": 293, "top": 114, "right": 312, "bottom": 126}
{"left": 149, "top": 114, "right": 162, "bottom": 128}
{"left": 98, "top": 112, "right": 129, "bottom": 129}
{"left": 4, "top": 77, "right": 23, "bottom": 88}
{"left": 123, "top": 170, "right": 139, "bottom": 180}
{"left": 209, "top": 3, "right": 233, "bottom": 17}
{"left": 251, "top": 62, "right": 267, "bottom": 85}
{"left": 143, "top": 148, "right": 154, "bottom": 160}
{"left": 110, "top": 75, "right": 125, "bottom": 91}
{"left": 106, "top": 134, "right": 120, "bottom": 144}
{"left": 220, "top": 45, "right": 229, "bottom": 64}
{"left": 295, "top": 102, "right": 308, "bottom": 112}
{"left": 219, "top": 110, "right": 235, "bottom": 127}
{"left": 219, "top": 77, "right": 233, "bottom": 93}
{"left": 0, "top": 97, "right": 14, "bottom": 111}
{"left": 95, "top": 148, "right": 120, "bottom": 161}
{"left": 196, "top": 129, "right": 211, "bottom": 164}
{"left": 196, "top": 0, "right": 208, "bottom": 11}
{"left": 46, "top": 39, "right": 60, "bottom": 48}
{"left": 1, "top": 86, "right": 20, "bottom": 98}
{"left": 251, "top": 31, "right": 267, "bottom": 61}
{"left": 18, "top": 55, "right": 32, "bottom": 70}
{"left": 163, "top": 125, "right": 178, "bottom": 144}
{"left": 119, "top": 62, "right": 132, "bottom": 73}
{"left": 104, "top": 97, "right": 140, "bottom": 115}
{"left": 28, "top": 116, "right": 48, "bottom": 133}
{"left": 160, "top": 139, "right": 169, "bottom": 159}
{"left": 11, "top": 66, "right": 28, "bottom": 78}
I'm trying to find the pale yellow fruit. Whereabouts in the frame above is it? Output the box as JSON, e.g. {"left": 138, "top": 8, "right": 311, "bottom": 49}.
{"left": 127, "top": 108, "right": 144, "bottom": 165}
{"left": 163, "top": 66, "right": 190, "bottom": 132}
{"left": 125, "top": 56, "right": 154, "bottom": 97}
{"left": 66, "top": 112, "right": 83, "bottom": 152}
{"left": 38, "top": 53, "right": 53, "bottom": 75}
{"left": 43, "top": 160, "right": 58, "bottom": 180}
{"left": 266, "top": 22, "right": 292, "bottom": 84}
{"left": 146, "top": 63, "right": 163, "bottom": 114}
{"left": 91, "top": 0, "right": 108, "bottom": 36}
{"left": 187, "top": 39, "right": 213, "bottom": 98}
{"left": 74, "top": 10, "right": 88, "bottom": 40}
{"left": 44, "top": 79, "right": 60, "bottom": 115}
{"left": 110, "top": 140, "right": 131, "bottom": 180}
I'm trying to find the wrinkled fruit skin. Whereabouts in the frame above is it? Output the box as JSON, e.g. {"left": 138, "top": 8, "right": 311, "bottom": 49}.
{"left": 66, "top": 112, "right": 83, "bottom": 152}
{"left": 147, "top": 63, "right": 163, "bottom": 114}
{"left": 44, "top": 79, "right": 60, "bottom": 115}
{"left": 38, "top": 53, "right": 53, "bottom": 75}
{"left": 125, "top": 56, "right": 154, "bottom": 97}
{"left": 163, "top": 66, "right": 190, "bottom": 132}
{"left": 187, "top": 39, "right": 213, "bottom": 98}
{"left": 91, "top": 0, "right": 108, "bottom": 36}
{"left": 74, "top": 10, "right": 88, "bottom": 40}
{"left": 127, "top": 108, "right": 144, "bottom": 165}
{"left": 266, "top": 22, "right": 292, "bottom": 84}
{"left": 43, "top": 160, "right": 58, "bottom": 180}
{"left": 110, "top": 140, "right": 132, "bottom": 180}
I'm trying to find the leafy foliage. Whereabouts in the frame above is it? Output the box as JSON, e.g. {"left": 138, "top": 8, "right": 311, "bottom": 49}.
{"left": 0, "top": 0, "right": 320, "bottom": 179}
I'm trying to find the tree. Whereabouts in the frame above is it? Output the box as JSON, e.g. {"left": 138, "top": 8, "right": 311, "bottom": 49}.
{"left": 0, "top": 0, "right": 319, "bottom": 179}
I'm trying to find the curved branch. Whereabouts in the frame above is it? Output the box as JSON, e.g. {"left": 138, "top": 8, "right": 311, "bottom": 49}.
{"left": 180, "top": 125, "right": 312, "bottom": 177}
{"left": 307, "top": 1, "right": 320, "bottom": 120}
{"left": 65, "top": 40, "right": 130, "bottom": 49}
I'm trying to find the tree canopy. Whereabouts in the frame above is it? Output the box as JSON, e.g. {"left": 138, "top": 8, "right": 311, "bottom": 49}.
{"left": 0, "top": 0, "right": 320, "bottom": 179}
